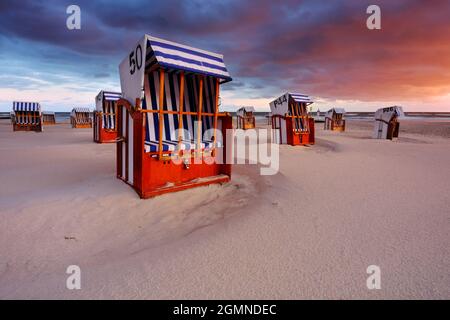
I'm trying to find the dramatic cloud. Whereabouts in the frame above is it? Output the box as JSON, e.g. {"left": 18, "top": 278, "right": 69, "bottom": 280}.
{"left": 0, "top": 0, "right": 449, "bottom": 111}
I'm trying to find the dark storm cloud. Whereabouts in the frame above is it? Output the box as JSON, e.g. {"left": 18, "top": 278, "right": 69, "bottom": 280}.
{"left": 0, "top": 0, "right": 449, "bottom": 109}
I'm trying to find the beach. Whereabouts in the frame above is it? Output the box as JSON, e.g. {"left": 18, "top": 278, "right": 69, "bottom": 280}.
{"left": 0, "top": 118, "right": 449, "bottom": 299}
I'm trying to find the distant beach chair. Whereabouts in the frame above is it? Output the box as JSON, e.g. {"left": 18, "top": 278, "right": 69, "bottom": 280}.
{"left": 93, "top": 91, "right": 121, "bottom": 143}
{"left": 236, "top": 106, "right": 256, "bottom": 130}
{"left": 10, "top": 111, "right": 15, "bottom": 124}
{"left": 269, "top": 93, "right": 315, "bottom": 145}
{"left": 12, "top": 101, "right": 43, "bottom": 132}
{"left": 70, "top": 108, "right": 92, "bottom": 128}
{"left": 42, "top": 111, "right": 56, "bottom": 125}
{"left": 116, "top": 34, "right": 233, "bottom": 198}
{"left": 373, "top": 106, "right": 404, "bottom": 140}
{"left": 324, "top": 108, "right": 346, "bottom": 132}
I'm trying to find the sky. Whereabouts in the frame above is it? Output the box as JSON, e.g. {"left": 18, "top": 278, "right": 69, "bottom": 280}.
{"left": 0, "top": 0, "right": 449, "bottom": 112}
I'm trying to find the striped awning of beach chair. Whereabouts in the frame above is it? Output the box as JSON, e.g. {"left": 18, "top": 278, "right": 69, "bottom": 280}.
{"left": 71, "top": 107, "right": 90, "bottom": 114}
{"left": 142, "top": 71, "right": 222, "bottom": 153}
{"left": 270, "top": 93, "right": 313, "bottom": 114}
{"left": 289, "top": 93, "right": 312, "bottom": 104}
{"left": 103, "top": 92, "right": 121, "bottom": 101}
{"left": 13, "top": 101, "right": 41, "bottom": 124}
{"left": 145, "top": 35, "right": 232, "bottom": 82}
{"left": 13, "top": 101, "right": 41, "bottom": 112}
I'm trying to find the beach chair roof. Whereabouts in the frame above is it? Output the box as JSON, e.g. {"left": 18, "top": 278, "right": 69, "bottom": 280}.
{"left": 71, "top": 107, "right": 90, "bottom": 114}
{"left": 119, "top": 34, "right": 232, "bottom": 104}
{"left": 13, "top": 101, "right": 41, "bottom": 113}
{"left": 333, "top": 108, "right": 346, "bottom": 114}
{"left": 374, "top": 106, "right": 404, "bottom": 122}
{"left": 269, "top": 92, "right": 313, "bottom": 115}
{"left": 96, "top": 91, "right": 121, "bottom": 111}
{"left": 237, "top": 106, "right": 255, "bottom": 113}
{"left": 236, "top": 106, "right": 255, "bottom": 117}
{"left": 100, "top": 91, "right": 121, "bottom": 101}
{"left": 145, "top": 35, "right": 231, "bottom": 81}
{"left": 289, "top": 93, "right": 313, "bottom": 104}
{"left": 42, "top": 111, "right": 55, "bottom": 115}
{"left": 326, "top": 108, "right": 346, "bottom": 118}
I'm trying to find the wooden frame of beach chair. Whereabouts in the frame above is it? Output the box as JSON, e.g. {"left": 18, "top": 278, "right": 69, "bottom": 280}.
{"left": 12, "top": 102, "right": 43, "bottom": 132}
{"left": 373, "top": 106, "right": 404, "bottom": 140}
{"left": 236, "top": 106, "right": 256, "bottom": 130}
{"left": 269, "top": 93, "right": 315, "bottom": 146}
{"left": 116, "top": 34, "right": 233, "bottom": 198}
{"left": 42, "top": 112, "right": 56, "bottom": 125}
{"left": 93, "top": 91, "right": 121, "bottom": 143}
{"left": 324, "top": 108, "right": 346, "bottom": 132}
{"left": 71, "top": 108, "right": 92, "bottom": 128}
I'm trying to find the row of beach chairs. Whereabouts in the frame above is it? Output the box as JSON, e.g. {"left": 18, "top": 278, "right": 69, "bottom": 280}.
{"left": 11, "top": 104, "right": 92, "bottom": 132}
{"left": 9, "top": 34, "right": 404, "bottom": 199}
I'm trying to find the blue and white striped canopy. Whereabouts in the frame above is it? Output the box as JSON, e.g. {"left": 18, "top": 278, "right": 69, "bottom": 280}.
{"left": 13, "top": 101, "right": 41, "bottom": 112}
{"left": 103, "top": 91, "right": 121, "bottom": 101}
{"left": 72, "top": 108, "right": 90, "bottom": 113}
{"left": 289, "top": 93, "right": 312, "bottom": 103}
{"left": 145, "top": 35, "right": 232, "bottom": 82}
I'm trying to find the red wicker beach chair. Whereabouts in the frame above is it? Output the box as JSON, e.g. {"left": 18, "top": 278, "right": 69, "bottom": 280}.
{"left": 116, "top": 35, "right": 233, "bottom": 198}
{"left": 93, "top": 91, "right": 121, "bottom": 143}
{"left": 269, "top": 93, "right": 315, "bottom": 146}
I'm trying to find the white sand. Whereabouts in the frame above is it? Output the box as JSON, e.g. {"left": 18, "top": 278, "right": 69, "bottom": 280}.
{"left": 0, "top": 119, "right": 449, "bottom": 299}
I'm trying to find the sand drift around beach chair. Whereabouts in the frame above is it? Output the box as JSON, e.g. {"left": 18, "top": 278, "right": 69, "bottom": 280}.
{"left": 12, "top": 101, "right": 43, "bottom": 132}
{"left": 324, "top": 108, "right": 346, "bottom": 132}
{"left": 269, "top": 93, "right": 315, "bottom": 146}
{"left": 93, "top": 91, "right": 121, "bottom": 143}
{"left": 116, "top": 34, "right": 233, "bottom": 198}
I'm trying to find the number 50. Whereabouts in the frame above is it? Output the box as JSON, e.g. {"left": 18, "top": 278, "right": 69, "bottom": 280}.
{"left": 129, "top": 44, "right": 142, "bottom": 75}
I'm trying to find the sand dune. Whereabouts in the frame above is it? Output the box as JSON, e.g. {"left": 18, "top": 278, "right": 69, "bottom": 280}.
{"left": 0, "top": 119, "right": 449, "bottom": 299}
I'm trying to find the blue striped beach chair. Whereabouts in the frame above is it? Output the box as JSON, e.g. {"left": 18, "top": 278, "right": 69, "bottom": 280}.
{"left": 12, "top": 101, "right": 43, "bottom": 132}
{"left": 93, "top": 91, "right": 121, "bottom": 143}
{"left": 116, "top": 34, "right": 233, "bottom": 198}
{"left": 269, "top": 93, "right": 315, "bottom": 145}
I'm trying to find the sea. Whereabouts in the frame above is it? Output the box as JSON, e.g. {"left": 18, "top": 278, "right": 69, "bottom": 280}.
{"left": 1, "top": 111, "right": 450, "bottom": 122}
{"left": 0, "top": 112, "right": 72, "bottom": 122}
